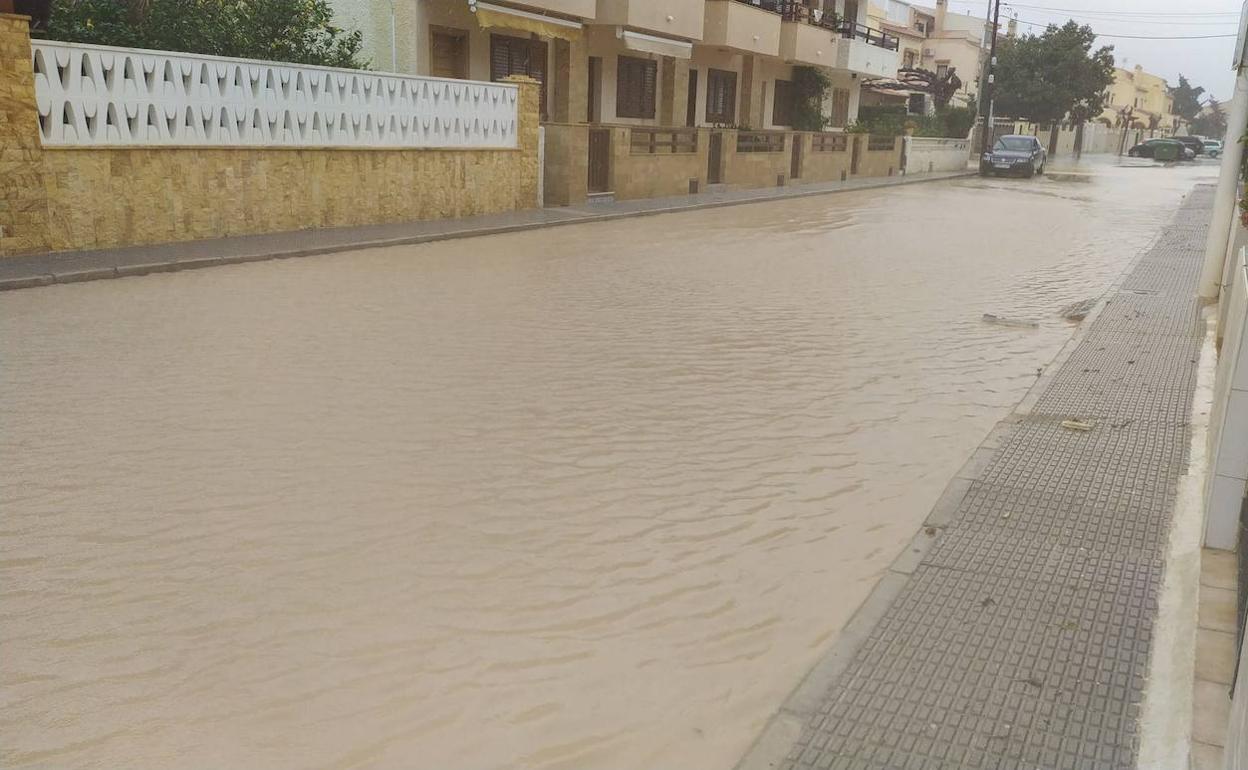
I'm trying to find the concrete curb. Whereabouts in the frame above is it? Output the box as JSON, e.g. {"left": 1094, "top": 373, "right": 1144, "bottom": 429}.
{"left": 0, "top": 171, "right": 974, "bottom": 292}
{"left": 733, "top": 183, "right": 1208, "bottom": 770}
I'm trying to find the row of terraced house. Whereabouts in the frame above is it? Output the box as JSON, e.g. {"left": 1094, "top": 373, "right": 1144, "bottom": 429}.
{"left": 327, "top": 0, "right": 981, "bottom": 204}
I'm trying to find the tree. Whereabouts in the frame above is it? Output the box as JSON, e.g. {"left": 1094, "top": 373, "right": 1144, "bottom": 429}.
{"left": 1169, "top": 75, "right": 1205, "bottom": 122}
{"left": 993, "top": 20, "right": 1115, "bottom": 152}
{"left": 866, "top": 67, "right": 964, "bottom": 110}
{"left": 1191, "top": 98, "right": 1228, "bottom": 139}
{"left": 45, "top": 0, "right": 367, "bottom": 69}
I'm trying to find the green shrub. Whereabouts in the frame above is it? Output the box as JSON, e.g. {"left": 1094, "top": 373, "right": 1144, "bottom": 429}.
{"left": 46, "top": 0, "right": 368, "bottom": 69}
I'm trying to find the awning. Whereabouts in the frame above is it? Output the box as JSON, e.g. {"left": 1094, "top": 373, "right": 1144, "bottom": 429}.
{"left": 618, "top": 29, "right": 692, "bottom": 60}
{"left": 472, "top": 2, "right": 583, "bottom": 42}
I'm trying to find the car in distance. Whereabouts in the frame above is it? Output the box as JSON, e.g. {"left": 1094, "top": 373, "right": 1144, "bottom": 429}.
{"left": 1173, "top": 135, "right": 1206, "bottom": 157}
{"left": 1204, "top": 139, "right": 1224, "bottom": 158}
{"left": 1127, "top": 138, "right": 1194, "bottom": 160}
{"left": 980, "top": 135, "right": 1047, "bottom": 177}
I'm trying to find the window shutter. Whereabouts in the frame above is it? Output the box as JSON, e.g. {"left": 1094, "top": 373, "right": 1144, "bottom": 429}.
{"left": 489, "top": 36, "right": 511, "bottom": 82}
{"left": 706, "top": 69, "right": 737, "bottom": 125}
{"left": 616, "top": 57, "right": 656, "bottom": 120}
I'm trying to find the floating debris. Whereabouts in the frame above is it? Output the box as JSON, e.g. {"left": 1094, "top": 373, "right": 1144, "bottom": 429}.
{"left": 1060, "top": 298, "right": 1099, "bottom": 321}
{"left": 1061, "top": 419, "right": 1095, "bottom": 432}
{"left": 982, "top": 313, "right": 1040, "bottom": 329}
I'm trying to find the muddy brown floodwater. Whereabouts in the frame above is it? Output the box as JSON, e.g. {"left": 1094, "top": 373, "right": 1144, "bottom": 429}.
{"left": 0, "top": 159, "right": 1217, "bottom": 770}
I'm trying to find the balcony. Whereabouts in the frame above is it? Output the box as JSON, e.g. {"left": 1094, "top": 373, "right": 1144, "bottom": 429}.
{"left": 833, "top": 22, "right": 900, "bottom": 78}
{"left": 776, "top": 4, "right": 898, "bottom": 72}
{"left": 779, "top": 3, "right": 836, "bottom": 66}
{"left": 595, "top": 0, "right": 704, "bottom": 40}
{"left": 702, "top": 0, "right": 782, "bottom": 57}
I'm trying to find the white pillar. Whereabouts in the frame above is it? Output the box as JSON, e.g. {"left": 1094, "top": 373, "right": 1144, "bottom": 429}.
{"left": 1200, "top": 67, "right": 1248, "bottom": 299}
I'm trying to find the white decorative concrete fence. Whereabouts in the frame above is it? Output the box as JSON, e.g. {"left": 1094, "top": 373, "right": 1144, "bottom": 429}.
{"left": 31, "top": 41, "right": 518, "bottom": 148}
{"left": 903, "top": 136, "right": 970, "bottom": 174}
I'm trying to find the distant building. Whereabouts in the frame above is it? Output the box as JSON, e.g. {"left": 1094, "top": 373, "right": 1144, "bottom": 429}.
{"left": 1100, "top": 65, "right": 1182, "bottom": 136}
{"left": 864, "top": 0, "right": 988, "bottom": 112}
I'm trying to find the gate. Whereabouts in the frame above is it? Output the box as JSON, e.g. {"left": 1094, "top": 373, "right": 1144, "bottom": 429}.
{"left": 588, "top": 128, "right": 611, "bottom": 193}
{"left": 850, "top": 134, "right": 861, "bottom": 175}
{"left": 790, "top": 134, "right": 803, "bottom": 180}
{"left": 708, "top": 132, "right": 724, "bottom": 184}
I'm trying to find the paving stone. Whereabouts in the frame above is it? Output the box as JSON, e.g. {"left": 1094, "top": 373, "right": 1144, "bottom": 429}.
{"left": 773, "top": 185, "right": 1215, "bottom": 770}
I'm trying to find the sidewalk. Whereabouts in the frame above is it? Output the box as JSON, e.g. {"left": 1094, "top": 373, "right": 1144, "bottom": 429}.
{"left": 0, "top": 170, "right": 970, "bottom": 291}
{"left": 738, "top": 184, "right": 1214, "bottom": 770}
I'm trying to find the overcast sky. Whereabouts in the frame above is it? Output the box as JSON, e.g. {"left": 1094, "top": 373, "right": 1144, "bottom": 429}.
{"left": 944, "top": 0, "right": 1242, "bottom": 102}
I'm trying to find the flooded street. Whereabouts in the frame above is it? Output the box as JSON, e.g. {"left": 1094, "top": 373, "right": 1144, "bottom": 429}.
{"left": 0, "top": 159, "right": 1216, "bottom": 770}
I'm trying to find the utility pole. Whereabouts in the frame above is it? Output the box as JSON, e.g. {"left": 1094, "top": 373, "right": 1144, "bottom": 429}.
{"left": 979, "top": 0, "right": 1002, "bottom": 156}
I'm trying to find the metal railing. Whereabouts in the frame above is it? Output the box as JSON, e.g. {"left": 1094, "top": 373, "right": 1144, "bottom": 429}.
{"left": 736, "top": 130, "right": 786, "bottom": 153}
{"left": 811, "top": 132, "right": 848, "bottom": 152}
{"left": 630, "top": 127, "right": 698, "bottom": 154}
{"left": 838, "top": 20, "right": 900, "bottom": 51}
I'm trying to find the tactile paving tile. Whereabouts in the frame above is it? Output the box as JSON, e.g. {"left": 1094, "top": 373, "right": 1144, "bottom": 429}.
{"left": 930, "top": 481, "right": 1173, "bottom": 561}
{"left": 775, "top": 185, "right": 1213, "bottom": 770}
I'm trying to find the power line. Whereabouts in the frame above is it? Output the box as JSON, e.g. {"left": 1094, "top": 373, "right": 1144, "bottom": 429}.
{"left": 1009, "top": 17, "right": 1237, "bottom": 39}
{"left": 951, "top": 1, "right": 1239, "bottom": 16}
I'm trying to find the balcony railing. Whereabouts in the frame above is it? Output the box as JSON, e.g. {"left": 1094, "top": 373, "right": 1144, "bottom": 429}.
{"left": 759, "top": 1, "right": 900, "bottom": 51}
{"left": 838, "top": 21, "right": 899, "bottom": 51}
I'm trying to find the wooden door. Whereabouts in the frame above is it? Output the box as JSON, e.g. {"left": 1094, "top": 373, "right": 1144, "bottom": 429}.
{"left": 708, "top": 132, "right": 724, "bottom": 184}
{"left": 686, "top": 69, "right": 698, "bottom": 127}
{"left": 587, "top": 56, "right": 602, "bottom": 123}
{"left": 588, "top": 128, "right": 611, "bottom": 193}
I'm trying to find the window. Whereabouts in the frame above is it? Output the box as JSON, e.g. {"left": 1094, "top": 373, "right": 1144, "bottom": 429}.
{"left": 908, "top": 92, "right": 926, "bottom": 115}
{"left": 490, "top": 34, "right": 548, "bottom": 118}
{"left": 616, "top": 56, "right": 657, "bottom": 120}
{"left": 706, "top": 68, "right": 737, "bottom": 125}
{"left": 430, "top": 28, "right": 468, "bottom": 79}
{"left": 772, "top": 79, "right": 794, "bottom": 127}
{"left": 935, "top": 62, "right": 949, "bottom": 80}
{"left": 829, "top": 87, "right": 850, "bottom": 128}
{"left": 903, "top": 49, "right": 917, "bottom": 69}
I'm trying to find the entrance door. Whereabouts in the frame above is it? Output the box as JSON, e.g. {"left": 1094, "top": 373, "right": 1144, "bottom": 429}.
{"left": 707, "top": 132, "right": 723, "bottom": 184}
{"left": 790, "top": 135, "right": 803, "bottom": 180}
{"left": 587, "top": 56, "right": 602, "bottom": 123}
{"left": 588, "top": 128, "right": 611, "bottom": 193}
{"left": 850, "top": 135, "right": 861, "bottom": 175}
{"left": 686, "top": 69, "right": 698, "bottom": 127}
{"left": 430, "top": 28, "right": 468, "bottom": 79}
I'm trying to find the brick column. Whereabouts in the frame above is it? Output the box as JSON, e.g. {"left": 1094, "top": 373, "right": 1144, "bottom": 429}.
{"left": 505, "top": 74, "right": 543, "bottom": 208}
{"left": 550, "top": 36, "right": 587, "bottom": 125}
{"left": 739, "top": 55, "right": 765, "bottom": 129}
{"left": 0, "top": 13, "right": 49, "bottom": 256}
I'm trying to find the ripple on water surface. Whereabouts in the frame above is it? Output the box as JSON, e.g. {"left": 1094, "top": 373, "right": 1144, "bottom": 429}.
{"left": 0, "top": 160, "right": 1215, "bottom": 770}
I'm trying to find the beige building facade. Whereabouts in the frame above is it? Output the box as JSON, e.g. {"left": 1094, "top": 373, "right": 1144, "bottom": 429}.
{"left": 328, "top": 0, "right": 906, "bottom": 204}
{"left": 1100, "top": 65, "right": 1181, "bottom": 134}
{"left": 866, "top": 0, "right": 986, "bottom": 111}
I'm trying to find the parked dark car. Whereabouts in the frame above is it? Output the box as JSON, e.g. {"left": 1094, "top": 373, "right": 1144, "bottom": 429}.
{"left": 1127, "top": 138, "right": 1194, "bottom": 160}
{"left": 1174, "top": 135, "right": 1206, "bottom": 157}
{"left": 979, "top": 135, "right": 1047, "bottom": 177}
